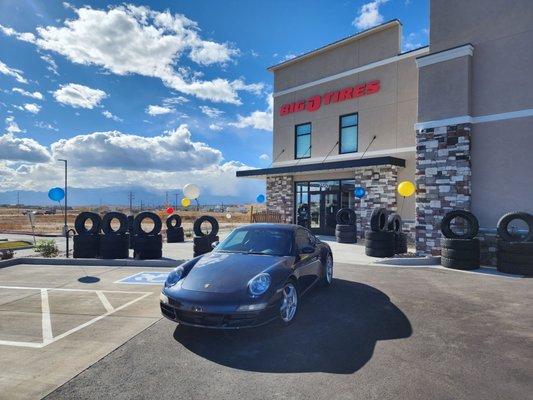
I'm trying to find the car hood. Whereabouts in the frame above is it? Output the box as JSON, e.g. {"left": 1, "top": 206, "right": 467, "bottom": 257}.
{"left": 181, "top": 251, "right": 288, "bottom": 293}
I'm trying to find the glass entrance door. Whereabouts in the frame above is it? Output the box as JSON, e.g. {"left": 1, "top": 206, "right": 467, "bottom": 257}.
{"left": 307, "top": 191, "right": 338, "bottom": 235}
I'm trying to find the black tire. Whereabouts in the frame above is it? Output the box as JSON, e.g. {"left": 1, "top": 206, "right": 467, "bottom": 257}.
{"left": 133, "top": 234, "right": 162, "bottom": 259}
{"left": 496, "top": 260, "right": 533, "bottom": 276}
{"left": 365, "top": 246, "right": 395, "bottom": 258}
{"left": 441, "top": 256, "right": 479, "bottom": 270}
{"left": 74, "top": 212, "right": 102, "bottom": 235}
{"left": 386, "top": 213, "right": 403, "bottom": 233}
{"left": 166, "top": 214, "right": 182, "bottom": 230}
{"left": 193, "top": 215, "right": 219, "bottom": 238}
{"left": 279, "top": 281, "right": 299, "bottom": 325}
{"left": 336, "top": 230, "right": 356, "bottom": 238}
{"left": 336, "top": 235, "right": 357, "bottom": 244}
{"left": 441, "top": 238, "right": 480, "bottom": 251}
{"left": 394, "top": 232, "right": 408, "bottom": 254}
{"left": 497, "top": 240, "right": 533, "bottom": 253}
{"left": 370, "top": 208, "right": 388, "bottom": 232}
{"left": 336, "top": 208, "right": 356, "bottom": 225}
{"left": 335, "top": 224, "right": 357, "bottom": 233}
{"left": 167, "top": 227, "right": 185, "bottom": 243}
{"left": 133, "top": 212, "right": 162, "bottom": 236}
{"left": 297, "top": 204, "right": 309, "bottom": 216}
{"left": 321, "top": 253, "right": 333, "bottom": 286}
{"left": 497, "top": 251, "right": 533, "bottom": 265}
{"left": 99, "top": 234, "right": 129, "bottom": 259}
{"left": 365, "top": 230, "right": 395, "bottom": 242}
{"left": 365, "top": 240, "right": 395, "bottom": 250}
{"left": 441, "top": 247, "right": 480, "bottom": 261}
{"left": 497, "top": 211, "right": 533, "bottom": 242}
{"left": 73, "top": 234, "right": 99, "bottom": 258}
{"left": 440, "top": 210, "right": 479, "bottom": 240}
{"left": 101, "top": 212, "right": 129, "bottom": 235}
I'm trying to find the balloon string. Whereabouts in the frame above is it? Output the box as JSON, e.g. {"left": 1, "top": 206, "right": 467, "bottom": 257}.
{"left": 400, "top": 196, "right": 405, "bottom": 215}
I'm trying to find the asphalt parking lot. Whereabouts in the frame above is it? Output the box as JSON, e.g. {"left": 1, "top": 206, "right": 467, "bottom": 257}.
{"left": 33, "top": 262, "right": 533, "bottom": 400}
{"left": 0, "top": 263, "right": 174, "bottom": 400}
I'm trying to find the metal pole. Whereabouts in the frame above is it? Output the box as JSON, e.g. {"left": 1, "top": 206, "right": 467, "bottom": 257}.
{"left": 58, "top": 159, "right": 68, "bottom": 257}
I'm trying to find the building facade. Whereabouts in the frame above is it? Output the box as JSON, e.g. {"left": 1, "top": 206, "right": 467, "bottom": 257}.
{"left": 237, "top": 0, "right": 533, "bottom": 263}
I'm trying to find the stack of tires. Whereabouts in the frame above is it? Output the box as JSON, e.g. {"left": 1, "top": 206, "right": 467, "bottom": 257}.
{"left": 440, "top": 210, "right": 480, "bottom": 270}
{"left": 335, "top": 208, "right": 357, "bottom": 243}
{"left": 387, "top": 213, "right": 407, "bottom": 254}
{"left": 496, "top": 212, "right": 533, "bottom": 276}
{"left": 193, "top": 215, "right": 219, "bottom": 257}
{"left": 133, "top": 212, "right": 163, "bottom": 260}
{"left": 296, "top": 204, "right": 310, "bottom": 228}
{"left": 99, "top": 212, "right": 130, "bottom": 259}
{"left": 166, "top": 214, "right": 184, "bottom": 243}
{"left": 73, "top": 212, "right": 101, "bottom": 258}
{"left": 365, "top": 208, "right": 395, "bottom": 257}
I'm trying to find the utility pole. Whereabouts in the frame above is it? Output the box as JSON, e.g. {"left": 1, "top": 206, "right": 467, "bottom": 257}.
{"left": 165, "top": 191, "right": 169, "bottom": 206}
{"left": 16, "top": 191, "right": 20, "bottom": 212}
{"left": 128, "top": 191, "right": 134, "bottom": 213}
{"left": 57, "top": 159, "right": 68, "bottom": 257}
{"left": 140, "top": 200, "right": 144, "bottom": 211}
{"left": 175, "top": 193, "right": 179, "bottom": 210}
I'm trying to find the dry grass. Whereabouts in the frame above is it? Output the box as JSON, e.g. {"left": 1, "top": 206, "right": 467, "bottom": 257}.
{"left": 0, "top": 207, "right": 253, "bottom": 235}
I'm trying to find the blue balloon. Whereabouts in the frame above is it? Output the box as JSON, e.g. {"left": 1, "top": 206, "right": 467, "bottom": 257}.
{"left": 48, "top": 187, "right": 65, "bottom": 202}
{"left": 354, "top": 187, "right": 366, "bottom": 199}
{"left": 256, "top": 194, "right": 265, "bottom": 203}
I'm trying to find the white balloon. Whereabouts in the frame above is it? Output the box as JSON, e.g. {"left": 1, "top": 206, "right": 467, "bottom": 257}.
{"left": 183, "top": 183, "right": 200, "bottom": 199}
{"left": 226, "top": 213, "right": 232, "bottom": 219}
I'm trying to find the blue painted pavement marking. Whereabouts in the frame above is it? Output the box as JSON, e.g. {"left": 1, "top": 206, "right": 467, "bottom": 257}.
{"left": 116, "top": 271, "right": 170, "bottom": 285}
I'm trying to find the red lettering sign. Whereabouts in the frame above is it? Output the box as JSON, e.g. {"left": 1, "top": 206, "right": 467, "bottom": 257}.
{"left": 279, "top": 80, "right": 380, "bottom": 116}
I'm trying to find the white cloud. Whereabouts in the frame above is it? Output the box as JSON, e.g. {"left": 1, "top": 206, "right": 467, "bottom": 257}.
{"left": 352, "top": 0, "right": 389, "bottom": 30}
{"left": 23, "top": 103, "right": 41, "bottom": 114}
{"left": 35, "top": 121, "right": 59, "bottom": 131}
{"left": 163, "top": 96, "right": 189, "bottom": 105}
{"left": 40, "top": 54, "right": 59, "bottom": 75}
{"left": 200, "top": 105, "right": 224, "bottom": 118}
{"left": 53, "top": 83, "right": 107, "bottom": 108}
{"left": 5, "top": 116, "right": 22, "bottom": 134}
{"left": 259, "top": 153, "right": 270, "bottom": 161}
{"left": 0, "top": 5, "right": 261, "bottom": 104}
{"left": 12, "top": 87, "right": 44, "bottom": 100}
{"left": 209, "top": 123, "right": 223, "bottom": 131}
{"left": 146, "top": 105, "right": 174, "bottom": 116}
{"left": 0, "top": 59, "right": 28, "bottom": 84}
{"left": 229, "top": 94, "right": 273, "bottom": 131}
{"left": 102, "top": 110, "right": 123, "bottom": 122}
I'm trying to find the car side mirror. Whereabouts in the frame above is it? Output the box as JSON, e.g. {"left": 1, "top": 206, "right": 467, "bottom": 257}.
{"left": 211, "top": 241, "right": 219, "bottom": 249}
{"left": 300, "top": 245, "right": 315, "bottom": 254}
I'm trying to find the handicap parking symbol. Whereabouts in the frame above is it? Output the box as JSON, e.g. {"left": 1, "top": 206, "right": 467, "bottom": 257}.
{"left": 116, "top": 271, "right": 170, "bottom": 285}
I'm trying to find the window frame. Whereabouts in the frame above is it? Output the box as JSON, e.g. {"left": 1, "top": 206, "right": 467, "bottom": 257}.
{"left": 338, "top": 113, "right": 358, "bottom": 154}
{"left": 294, "top": 122, "right": 312, "bottom": 159}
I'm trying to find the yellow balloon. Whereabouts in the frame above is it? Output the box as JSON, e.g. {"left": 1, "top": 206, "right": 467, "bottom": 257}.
{"left": 397, "top": 181, "right": 416, "bottom": 197}
{"left": 181, "top": 197, "right": 191, "bottom": 207}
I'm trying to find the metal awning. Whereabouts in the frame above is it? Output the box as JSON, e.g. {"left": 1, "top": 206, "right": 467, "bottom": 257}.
{"left": 236, "top": 156, "right": 405, "bottom": 178}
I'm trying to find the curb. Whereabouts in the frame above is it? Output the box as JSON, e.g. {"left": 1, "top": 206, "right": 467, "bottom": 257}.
{"left": 0, "top": 257, "right": 182, "bottom": 268}
{"left": 373, "top": 256, "right": 440, "bottom": 266}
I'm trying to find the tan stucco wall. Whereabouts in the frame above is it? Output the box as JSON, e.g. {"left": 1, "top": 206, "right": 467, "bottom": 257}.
{"left": 471, "top": 118, "right": 533, "bottom": 228}
{"left": 273, "top": 23, "right": 400, "bottom": 92}
{"left": 272, "top": 56, "right": 419, "bottom": 163}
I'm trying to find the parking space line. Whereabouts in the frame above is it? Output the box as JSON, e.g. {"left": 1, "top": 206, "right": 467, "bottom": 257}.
{"left": 0, "top": 286, "right": 154, "bottom": 348}
{"left": 96, "top": 291, "right": 114, "bottom": 312}
{"left": 41, "top": 289, "right": 53, "bottom": 343}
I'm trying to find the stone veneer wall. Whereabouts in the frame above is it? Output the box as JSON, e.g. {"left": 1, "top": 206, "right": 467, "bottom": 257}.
{"left": 415, "top": 123, "right": 472, "bottom": 256}
{"left": 353, "top": 165, "right": 399, "bottom": 239}
{"left": 266, "top": 175, "right": 294, "bottom": 223}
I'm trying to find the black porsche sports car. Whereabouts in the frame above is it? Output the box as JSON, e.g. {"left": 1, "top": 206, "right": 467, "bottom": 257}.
{"left": 160, "top": 223, "right": 333, "bottom": 329}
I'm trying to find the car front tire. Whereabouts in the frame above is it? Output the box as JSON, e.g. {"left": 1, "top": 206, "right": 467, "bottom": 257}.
{"left": 279, "top": 282, "right": 299, "bottom": 325}
{"left": 321, "top": 253, "right": 333, "bottom": 286}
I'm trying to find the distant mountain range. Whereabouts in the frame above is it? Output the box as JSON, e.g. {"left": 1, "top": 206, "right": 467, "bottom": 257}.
{"left": 0, "top": 186, "right": 262, "bottom": 207}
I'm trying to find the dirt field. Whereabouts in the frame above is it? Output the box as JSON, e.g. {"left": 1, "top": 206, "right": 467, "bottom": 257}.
{"left": 0, "top": 206, "right": 256, "bottom": 236}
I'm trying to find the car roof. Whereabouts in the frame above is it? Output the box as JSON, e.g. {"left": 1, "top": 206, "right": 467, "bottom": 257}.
{"left": 235, "top": 223, "right": 300, "bottom": 231}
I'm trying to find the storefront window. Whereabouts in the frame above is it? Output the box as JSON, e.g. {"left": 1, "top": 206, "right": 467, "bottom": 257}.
{"left": 309, "top": 180, "right": 339, "bottom": 192}
{"left": 341, "top": 179, "right": 356, "bottom": 209}
{"left": 295, "top": 123, "right": 311, "bottom": 159}
{"left": 339, "top": 113, "right": 358, "bottom": 154}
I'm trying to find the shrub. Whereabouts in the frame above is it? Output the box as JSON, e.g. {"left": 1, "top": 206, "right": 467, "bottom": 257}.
{"left": 0, "top": 250, "right": 14, "bottom": 260}
{"left": 35, "top": 239, "right": 59, "bottom": 258}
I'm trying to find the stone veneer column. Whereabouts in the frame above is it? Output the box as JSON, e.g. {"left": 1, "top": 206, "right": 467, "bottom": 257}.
{"left": 415, "top": 123, "right": 472, "bottom": 256}
{"left": 266, "top": 175, "right": 294, "bottom": 223}
{"left": 354, "top": 165, "right": 398, "bottom": 238}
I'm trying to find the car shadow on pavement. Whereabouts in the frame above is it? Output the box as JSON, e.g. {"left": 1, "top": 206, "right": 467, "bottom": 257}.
{"left": 173, "top": 278, "right": 412, "bottom": 374}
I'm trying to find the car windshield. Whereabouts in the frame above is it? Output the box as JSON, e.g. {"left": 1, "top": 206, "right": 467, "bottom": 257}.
{"left": 215, "top": 227, "right": 293, "bottom": 256}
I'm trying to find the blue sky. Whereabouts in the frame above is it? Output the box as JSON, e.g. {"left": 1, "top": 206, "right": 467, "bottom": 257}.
{"left": 0, "top": 0, "right": 428, "bottom": 205}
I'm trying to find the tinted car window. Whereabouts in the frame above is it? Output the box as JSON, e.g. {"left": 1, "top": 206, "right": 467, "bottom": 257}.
{"left": 216, "top": 227, "right": 293, "bottom": 256}
{"left": 295, "top": 229, "right": 314, "bottom": 251}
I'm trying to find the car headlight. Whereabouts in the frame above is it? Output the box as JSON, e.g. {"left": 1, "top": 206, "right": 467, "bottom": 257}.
{"left": 248, "top": 273, "right": 271, "bottom": 297}
{"left": 164, "top": 266, "right": 184, "bottom": 288}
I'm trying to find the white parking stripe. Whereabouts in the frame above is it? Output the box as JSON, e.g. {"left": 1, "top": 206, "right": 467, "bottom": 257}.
{"left": 96, "top": 291, "right": 114, "bottom": 312}
{"left": 41, "top": 289, "right": 53, "bottom": 343}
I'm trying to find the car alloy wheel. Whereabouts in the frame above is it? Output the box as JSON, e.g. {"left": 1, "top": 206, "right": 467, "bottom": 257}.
{"left": 280, "top": 283, "right": 298, "bottom": 323}
{"left": 326, "top": 255, "right": 333, "bottom": 284}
